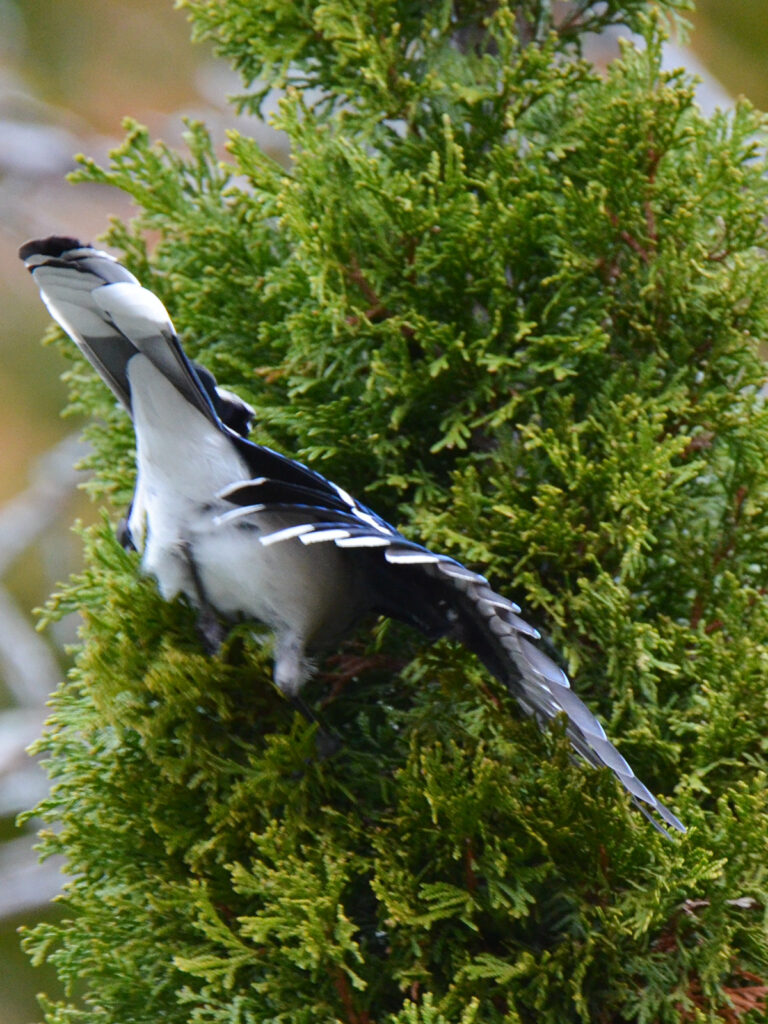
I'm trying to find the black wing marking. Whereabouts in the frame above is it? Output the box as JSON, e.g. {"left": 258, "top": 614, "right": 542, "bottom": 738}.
{"left": 221, "top": 459, "right": 394, "bottom": 533}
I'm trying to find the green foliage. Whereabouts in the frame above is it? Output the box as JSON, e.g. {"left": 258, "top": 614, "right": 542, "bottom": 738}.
{"left": 22, "top": 3, "right": 768, "bottom": 1022}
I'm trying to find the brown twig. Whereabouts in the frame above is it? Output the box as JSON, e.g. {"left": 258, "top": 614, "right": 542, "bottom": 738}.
{"left": 332, "top": 968, "right": 372, "bottom": 1024}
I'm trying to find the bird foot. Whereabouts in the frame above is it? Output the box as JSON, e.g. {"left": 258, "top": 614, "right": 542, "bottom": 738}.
{"left": 196, "top": 606, "right": 227, "bottom": 655}
{"left": 289, "top": 696, "right": 343, "bottom": 763}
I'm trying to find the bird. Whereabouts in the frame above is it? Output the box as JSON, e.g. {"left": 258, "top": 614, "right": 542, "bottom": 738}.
{"left": 20, "top": 235, "right": 684, "bottom": 836}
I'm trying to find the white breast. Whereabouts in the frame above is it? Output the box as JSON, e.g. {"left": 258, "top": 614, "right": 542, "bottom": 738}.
{"left": 126, "top": 354, "right": 371, "bottom": 653}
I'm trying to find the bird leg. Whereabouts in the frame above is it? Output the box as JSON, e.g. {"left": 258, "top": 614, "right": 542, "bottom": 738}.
{"left": 289, "top": 696, "right": 343, "bottom": 761}
{"left": 179, "top": 540, "right": 227, "bottom": 654}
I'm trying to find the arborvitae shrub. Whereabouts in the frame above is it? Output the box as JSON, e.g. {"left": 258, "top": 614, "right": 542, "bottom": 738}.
{"left": 21, "top": 3, "right": 768, "bottom": 1022}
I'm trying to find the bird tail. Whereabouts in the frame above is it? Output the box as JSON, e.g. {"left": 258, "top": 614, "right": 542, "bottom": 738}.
{"left": 19, "top": 236, "right": 220, "bottom": 425}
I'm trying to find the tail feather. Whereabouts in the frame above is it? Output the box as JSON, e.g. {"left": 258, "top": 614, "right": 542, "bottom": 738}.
{"left": 20, "top": 237, "right": 139, "bottom": 410}
{"left": 19, "top": 236, "right": 219, "bottom": 425}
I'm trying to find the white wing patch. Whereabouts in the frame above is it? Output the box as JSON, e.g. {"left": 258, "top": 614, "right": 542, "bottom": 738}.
{"left": 259, "top": 523, "right": 317, "bottom": 546}
{"left": 215, "top": 478, "right": 268, "bottom": 501}
{"left": 351, "top": 508, "right": 391, "bottom": 533}
{"left": 300, "top": 528, "right": 352, "bottom": 545}
{"left": 213, "top": 504, "right": 267, "bottom": 526}
{"left": 335, "top": 535, "right": 391, "bottom": 548}
{"left": 384, "top": 549, "right": 443, "bottom": 565}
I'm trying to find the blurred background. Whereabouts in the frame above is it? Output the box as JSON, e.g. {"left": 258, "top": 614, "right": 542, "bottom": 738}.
{"left": 0, "top": 1, "right": 765, "bottom": 1020}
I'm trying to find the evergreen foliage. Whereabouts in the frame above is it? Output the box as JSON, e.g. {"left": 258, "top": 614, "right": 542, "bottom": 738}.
{"left": 21, "top": 2, "right": 768, "bottom": 1021}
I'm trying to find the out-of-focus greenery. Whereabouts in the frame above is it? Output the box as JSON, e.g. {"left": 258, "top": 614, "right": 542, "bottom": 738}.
{"left": 691, "top": 0, "right": 768, "bottom": 109}
{"left": 0, "top": 912, "right": 62, "bottom": 1024}
{"left": 11, "top": 0, "right": 201, "bottom": 134}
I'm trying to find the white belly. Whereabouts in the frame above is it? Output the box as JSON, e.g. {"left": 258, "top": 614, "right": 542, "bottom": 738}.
{"left": 140, "top": 498, "right": 368, "bottom": 645}
{"left": 127, "top": 353, "right": 370, "bottom": 654}
{"left": 195, "top": 513, "right": 366, "bottom": 644}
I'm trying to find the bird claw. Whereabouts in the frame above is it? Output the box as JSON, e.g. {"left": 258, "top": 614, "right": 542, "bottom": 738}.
{"left": 314, "top": 727, "right": 343, "bottom": 761}
{"left": 196, "top": 605, "right": 227, "bottom": 654}
{"left": 289, "top": 695, "right": 343, "bottom": 763}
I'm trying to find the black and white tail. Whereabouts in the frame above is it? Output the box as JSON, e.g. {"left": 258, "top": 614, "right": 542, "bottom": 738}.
{"left": 19, "top": 236, "right": 229, "bottom": 426}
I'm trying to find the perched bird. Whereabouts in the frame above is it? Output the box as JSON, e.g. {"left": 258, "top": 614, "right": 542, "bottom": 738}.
{"left": 20, "top": 235, "right": 684, "bottom": 836}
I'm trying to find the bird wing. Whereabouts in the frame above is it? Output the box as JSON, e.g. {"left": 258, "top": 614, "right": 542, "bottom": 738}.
{"left": 217, "top": 499, "right": 684, "bottom": 836}
{"left": 217, "top": 472, "right": 394, "bottom": 534}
